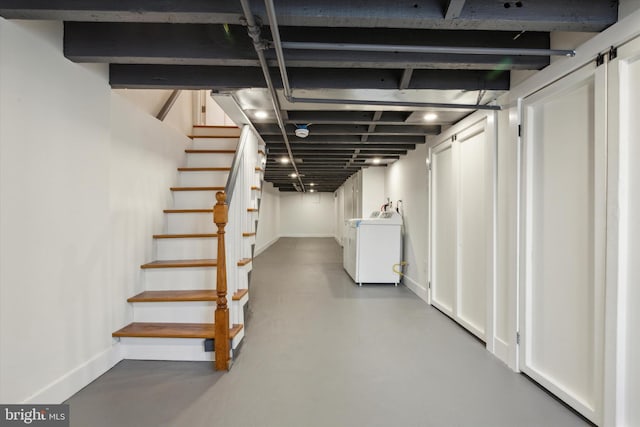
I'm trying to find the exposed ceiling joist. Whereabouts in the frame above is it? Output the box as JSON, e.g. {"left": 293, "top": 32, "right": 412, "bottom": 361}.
{"left": 0, "top": 0, "right": 616, "bottom": 31}
{"left": 109, "top": 64, "right": 510, "bottom": 91}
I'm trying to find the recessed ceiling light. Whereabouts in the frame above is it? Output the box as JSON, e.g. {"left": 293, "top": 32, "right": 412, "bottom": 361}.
{"left": 280, "top": 157, "right": 289, "bottom": 164}
{"left": 290, "top": 173, "right": 297, "bottom": 178}
{"left": 255, "top": 110, "right": 268, "bottom": 119}
{"left": 423, "top": 113, "right": 438, "bottom": 121}
{"left": 372, "top": 158, "right": 381, "bottom": 164}
{"left": 309, "top": 189, "right": 316, "bottom": 193}
{"left": 310, "top": 183, "right": 315, "bottom": 187}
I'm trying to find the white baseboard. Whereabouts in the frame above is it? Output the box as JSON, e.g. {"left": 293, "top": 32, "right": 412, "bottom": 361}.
{"left": 402, "top": 275, "right": 428, "bottom": 303}
{"left": 23, "top": 343, "right": 122, "bottom": 404}
{"left": 279, "top": 234, "right": 333, "bottom": 238}
{"left": 493, "top": 337, "right": 509, "bottom": 364}
{"left": 254, "top": 236, "right": 279, "bottom": 257}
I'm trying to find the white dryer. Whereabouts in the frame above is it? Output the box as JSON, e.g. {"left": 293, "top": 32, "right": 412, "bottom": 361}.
{"left": 343, "top": 211, "right": 403, "bottom": 286}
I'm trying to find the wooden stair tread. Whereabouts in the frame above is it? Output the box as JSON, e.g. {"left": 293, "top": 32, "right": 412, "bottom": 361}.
{"left": 255, "top": 167, "right": 264, "bottom": 172}
{"left": 153, "top": 233, "right": 217, "bottom": 239}
{"left": 113, "top": 322, "right": 215, "bottom": 338}
{"left": 242, "top": 232, "right": 256, "bottom": 237}
{"left": 233, "top": 288, "right": 249, "bottom": 300}
{"left": 193, "top": 125, "right": 239, "bottom": 129}
{"left": 188, "top": 135, "right": 238, "bottom": 139}
{"left": 251, "top": 186, "right": 261, "bottom": 191}
{"left": 258, "top": 150, "right": 266, "bottom": 156}
{"left": 170, "top": 186, "right": 225, "bottom": 191}
{"left": 247, "top": 208, "right": 259, "bottom": 212}
{"left": 127, "top": 289, "right": 248, "bottom": 302}
{"left": 128, "top": 290, "right": 217, "bottom": 302}
{"left": 141, "top": 259, "right": 217, "bottom": 269}
{"left": 237, "top": 258, "right": 252, "bottom": 267}
{"left": 164, "top": 209, "right": 213, "bottom": 213}
{"left": 185, "top": 149, "right": 235, "bottom": 154}
{"left": 178, "top": 167, "right": 231, "bottom": 172}
{"left": 112, "top": 322, "right": 243, "bottom": 339}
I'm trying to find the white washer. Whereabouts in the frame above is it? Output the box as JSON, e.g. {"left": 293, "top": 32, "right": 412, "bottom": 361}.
{"left": 343, "top": 211, "right": 403, "bottom": 286}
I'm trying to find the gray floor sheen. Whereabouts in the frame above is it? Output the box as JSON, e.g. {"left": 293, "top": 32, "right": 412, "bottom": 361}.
{"left": 66, "top": 238, "right": 588, "bottom": 427}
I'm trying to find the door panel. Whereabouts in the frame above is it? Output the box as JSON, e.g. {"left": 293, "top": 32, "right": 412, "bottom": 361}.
{"left": 521, "top": 64, "right": 605, "bottom": 424}
{"left": 458, "top": 131, "right": 487, "bottom": 337}
{"left": 431, "top": 145, "right": 456, "bottom": 314}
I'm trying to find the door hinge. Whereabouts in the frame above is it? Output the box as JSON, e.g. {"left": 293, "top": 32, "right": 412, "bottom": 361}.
{"left": 428, "top": 281, "right": 431, "bottom": 289}
{"left": 201, "top": 105, "right": 206, "bottom": 113}
{"left": 518, "top": 124, "right": 522, "bottom": 138}
{"left": 596, "top": 53, "right": 605, "bottom": 67}
{"left": 609, "top": 46, "right": 618, "bottom": 61}
{"left": 516, "top": 332, "right": 520, "bottom": 345}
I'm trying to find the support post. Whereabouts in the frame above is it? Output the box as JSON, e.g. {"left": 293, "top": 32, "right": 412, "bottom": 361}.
{"left": 213, "top": 191, "right": 230, "bottom": 370}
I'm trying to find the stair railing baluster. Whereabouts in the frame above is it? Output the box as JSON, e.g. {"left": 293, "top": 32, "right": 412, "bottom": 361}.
{"left": 213, "top": 191, "right": 230, "bottom": 370}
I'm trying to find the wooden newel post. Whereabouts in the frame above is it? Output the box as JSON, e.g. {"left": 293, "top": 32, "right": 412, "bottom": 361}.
{"left": 213, "top": 191, "right": 230, "bottom": 370}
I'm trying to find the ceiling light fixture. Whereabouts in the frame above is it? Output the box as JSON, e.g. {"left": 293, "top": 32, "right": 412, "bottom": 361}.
{"left": 309, "top": 189, "right": 316, "bottom": 193}
{"left": 310, "top": 183, "right": 315, "bottom": 187}
{"left": 423, "top": 113, "right": 438, "bottom": 121}
{"left": 294, "top": 124, "right": 310, "bottom": 138}
{"left": 255, "top": 110, "right": 268, "bottom": 119}
{"left": 290, "top": 173, "right": 297, "bottom": 178}
{"left": 280, "top": 157, "right": 289, "bottom": 164}
{"left": 372, "top": 158, "right": 381, "bottom": 164}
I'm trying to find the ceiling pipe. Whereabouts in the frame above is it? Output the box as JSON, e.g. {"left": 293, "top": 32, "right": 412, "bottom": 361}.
{"left": 263, "top": 0, "right": 501, "bottom": 112}
{"left": 280, "top": 41, "right": 576, "bottom": 58}
{"left": 239, "top": 0, "right": 305, "bottom": 192}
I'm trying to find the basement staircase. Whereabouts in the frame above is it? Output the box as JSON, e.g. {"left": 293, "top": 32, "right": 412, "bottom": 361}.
{"left": 112, "top": 124, "right": 266, "bottom": 369}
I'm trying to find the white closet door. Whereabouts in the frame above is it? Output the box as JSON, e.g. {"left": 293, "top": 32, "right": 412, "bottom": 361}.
{"left": 607, "top": 36, "right": 640, "bottom": 427}
{"left": 430, "top": 116, "right": 495, "bottom": 342}
{"left": 457, "top": 128, "right": 487, "bottom": 338}
{"left": 431, "top": 143, "right": 456, "bottom": 315}
{"left": 520, "top": 63, "right": 606, "bottom": 424}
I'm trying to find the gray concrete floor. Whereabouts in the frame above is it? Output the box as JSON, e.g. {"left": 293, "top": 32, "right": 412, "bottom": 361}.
{"left": 66, "top": 238, "right": 589, "bottom": 427}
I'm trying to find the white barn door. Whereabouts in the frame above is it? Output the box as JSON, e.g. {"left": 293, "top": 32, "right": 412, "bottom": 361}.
{"left": 606, "top": 36, "right": 640, "bottom": 427}
{"left": 431, "top": 141, "right": 456, "bottom": 316}
{"left": 520, "top": 63, "right": 606, "bottom": 424}
{"left": 430, "top": 116, "right": 495, "bottom": 342}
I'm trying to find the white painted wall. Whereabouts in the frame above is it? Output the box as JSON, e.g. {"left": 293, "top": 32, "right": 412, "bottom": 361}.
{"left": 0, "top": 19, "right": 188, "bottom": 403}
{"left": 255, "top": 182, "right": 280, "bottom": 255}
{"left": 384, "top": 144, "right": 429, "bottom": 300}
{"left": 279, "top": 192, "right": 334, "bottom": 237}
{"left": 113, "top": 89, "right": 194, "bottom": 136}
{"left": 361, "top": 167, "right": 386, "bottom": 216}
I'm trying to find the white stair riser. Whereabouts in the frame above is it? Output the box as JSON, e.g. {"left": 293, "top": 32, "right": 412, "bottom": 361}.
{"left": 133, "top": 301, "right": 215, "bottom": 323}
{"left": 191, "top": 127, "right": 240, "bottom": 137}
{"left": 156, "top": 237, "right": 217, "bottom": 260}
{"left": 179, "top": 171, "right": 228, "bottom": 187}
{"left": 119, "top": 337, "right": 214, "bottom": 362}
{"left": 143, "top": 267, "right": 217, "bottom": 290}
{"left": 172, "top": 191, "right": 218, "bottom": 209}
{"left": 190, "top": 138, "right": 238, "bottom": 150}
{"left": 167, "top": 212, "right": 215, "bottom": 234}
{"left": 186, "top": 153, "right": 235, "bottom": 168}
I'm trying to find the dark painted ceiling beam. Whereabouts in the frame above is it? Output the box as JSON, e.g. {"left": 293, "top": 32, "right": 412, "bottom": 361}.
{"left": 65, "top": 23, "right": 550, "bottom": 70}
{"left": 0, "top": 0, "right": 617, "bottom": 31}
{"left": 286, "top": 111, "right": 412, "bottom": 124}
{"left": 267, "top": 143, "right": 416, "bottom": 150}
{"left": 109, "top": 64, "right": 509, "bottom": 91}
{"left": 264, "top": 135, "right": 425, "bottom": 144}
{"left": 255, "top": 123, "right": 440, "bottom": 136}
